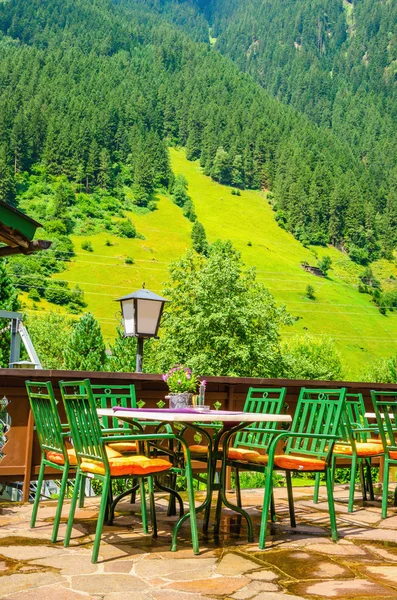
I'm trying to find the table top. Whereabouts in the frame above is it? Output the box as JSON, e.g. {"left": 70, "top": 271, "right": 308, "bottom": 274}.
{"left": 97, "top": 407, "right": 292, "bottom": 424}
{"left": 365, "top": 412, "right": 394, "bottom": 420}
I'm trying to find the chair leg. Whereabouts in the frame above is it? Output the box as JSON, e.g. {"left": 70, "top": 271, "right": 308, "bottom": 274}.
{"left": 51, "top": 467, "right": 69, "bottom": 543}
{"left": 359, "top": 459, "right": 367, "bottom": 502}
{"left": 325, "top": 468, "right": 338, "bottom": 541}
{"left": 30, "top": 458, "right": 45, "bottom": 528}
{"left": 148, "top": 476, "right": 157, "bottom": 538}
{"left": 91, "top": 476, "right": 111, "bottom": 564}
{"left": 139, "top": 478, "right": 149, "bottom": 534}
{"left": 285, "top": 471, "right": 296, "bottom": 528}
{"left": 78, "top": 475, "right": 86, "bottom": 508}
{"left": 259, "top": 464, "right": 274, "bottom": 550}
{"left": 348, "top": 454, "right": 358, "bottom": 513}
{"left": 130, "top": 478, "right": 137, "bottom": 504}
{"left": 313, "top": 472, "right": 321, "bottom": 503}
{"left": 235, "top": 468, "right": 242, "bottom": 509}
{"left": 366, "top": 459, "right": 375, "bottom": 501}
{"left": 382, "top": 459, "right": 390, "bottom": 519}
{"left": 183, "top": 452, "right": 199, "bottom": 554}
{"left": 270, "top": 490, "right": 277, "bottom": 523}
{"left": 64, "top": 469, "right": 82, "bottom": 548}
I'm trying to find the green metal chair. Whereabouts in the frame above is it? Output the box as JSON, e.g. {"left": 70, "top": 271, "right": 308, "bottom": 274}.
{"left": 26, "top": 381, "right": 79, "bottom": 543}
{"left": 370, "top": 390, "right": 397, "bottom": 518}
{"left": 313, "top": 392, "right": 383, "bottom": 512}
{"left": 224, "top": 387, "right": 287, "bottom": 506}
{"left": 259, "top": 387, "right": 347, "bottom": 549}
{"left": 59, "top": 379, "right": 199, "bottom": 563}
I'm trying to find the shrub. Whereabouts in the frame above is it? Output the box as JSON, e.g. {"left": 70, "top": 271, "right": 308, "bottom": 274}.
{"left": 81, "top": 240, "right": 93, "bottom": 252}
{"left": 125, "top": 256, "right": 134, "bottom": 265}
{"left": 28, "top": 288, "right": 41, "bottom": 302}
{"left": 306, "top": 284, "right": 316, "bottom": 300}
{"left": 117, "top": 219, "right": 136, "bottom": 238}
{"left": 45, "top": 285, "right": 71, "bottom": 305}
{"left": 105, "top": 239, "right": 113, "bottom": 247}
{"left": 318, "top": 255, "right": 332, "bottom": 276}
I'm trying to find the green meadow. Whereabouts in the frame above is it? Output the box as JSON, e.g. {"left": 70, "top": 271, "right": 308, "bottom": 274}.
{"left": 25, "top": 148, "right": 397, "bottom": 379}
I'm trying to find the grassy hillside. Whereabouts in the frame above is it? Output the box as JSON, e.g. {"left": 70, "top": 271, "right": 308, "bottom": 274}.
{"left": 23, "top": 148, "right": 397, "bottom": 379}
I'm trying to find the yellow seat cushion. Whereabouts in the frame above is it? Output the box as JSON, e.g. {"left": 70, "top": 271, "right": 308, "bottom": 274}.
{"left": 274, "top": 455, "right": 326, "bottom": 471}
{"left": 107, "top": 441, "right": 137, "bottom": 453}
{"left": 80, "top": 455, "right": 172, "bottom": 477}
{"left": 46, "top": 445, "right": 122, "bottom": 466}
{"left": 334, "top": 443, "right": 384, "bottom": 457}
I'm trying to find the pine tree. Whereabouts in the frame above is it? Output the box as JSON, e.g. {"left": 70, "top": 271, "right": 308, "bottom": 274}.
{"left": 98, "top": 148, "right": 111, "bottom": 190}
{"left": 231, "top": 154, "right": 244, "bottom": 188}
{"left": 108, "top": 326, "right": 137, "bottom": 372}
{"left": 211, "top": 147, "right": 232, "bottom": 184}
{"left": 0, "top": 260, "right": 20, "bottom": 367}
{"left": 63, "top": 312, "right": 107, "bottom": 371}
{"left": 0, "top": 148, "right": 16, "bottom": 207}
{"left": 191, "top": 221, "right": 208, "bottom": 255}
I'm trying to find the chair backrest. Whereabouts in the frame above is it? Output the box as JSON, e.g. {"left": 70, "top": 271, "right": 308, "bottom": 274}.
{"left": 370, "top": 390, "right": 397, "bottom": 453}
{"left": 26, "top": 381, "right": 66, "bottom": 458}
{"left": 286, "top": 387, "right": 347, "bottom": 458}
{"left": 90, "top": 384, "right": 136, "bottom": 429}
{"left": 235, "top": 387, "right": 287, "bottom": 450}
{"left": 338, "top": 393, "right": 370, "bottom": 444}
{"left": 60, "top": 379, "right": 107, "bottom": 466}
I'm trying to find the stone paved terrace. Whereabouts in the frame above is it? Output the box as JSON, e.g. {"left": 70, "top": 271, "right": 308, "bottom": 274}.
{"left": 2, "top": 484, "right": 397, "bottom": 600}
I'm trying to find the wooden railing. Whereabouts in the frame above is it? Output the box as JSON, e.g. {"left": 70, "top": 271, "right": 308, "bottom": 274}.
{"left": 0, "top": 368, "right": 395, "bottom": 501}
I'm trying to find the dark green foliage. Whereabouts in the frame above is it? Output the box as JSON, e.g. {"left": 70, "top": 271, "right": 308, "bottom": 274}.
{"left": 125, "top": 256, "right": 134, "bottom": 265}
{"left": 117, "top": 219, "right": 136, "bottom": 239}
{"left": 0, "top": 260, "right": 20, "bottom": 367}
{"left": 63, "top": 312, "right": 107, "bottom": 371}
{"left": 318, "top": 256, "right": 332, "bottom": 276}
{"left": 191, "top": 221, "right": 208, "bottom": 255}
{"left": 108, "top": 326, "right": 137, "bottom": 373}
{"left": 81, "top": 240, "right": 93, "bottom": 252}
{"left": 0, "top": 148, "right": 16, "bottom": 206}
{"left": 306, "top": 285, "right": 316, "bottom": 300}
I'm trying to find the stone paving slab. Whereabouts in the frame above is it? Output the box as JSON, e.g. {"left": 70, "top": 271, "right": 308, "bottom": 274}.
{"left": 1, "top": 486, "right": 397, "bottom": 599}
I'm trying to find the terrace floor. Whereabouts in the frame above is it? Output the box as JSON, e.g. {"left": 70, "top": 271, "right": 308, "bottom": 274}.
{"left": 2, "top": 484, "right": 397, "bottom": 599}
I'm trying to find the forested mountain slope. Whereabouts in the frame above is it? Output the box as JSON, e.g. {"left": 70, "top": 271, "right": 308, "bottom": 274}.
{"left": 0, "top": 0, "right": 394, "bottom": 265}
{"left": 142, "top": 0, "right": 397, "bottom": 264}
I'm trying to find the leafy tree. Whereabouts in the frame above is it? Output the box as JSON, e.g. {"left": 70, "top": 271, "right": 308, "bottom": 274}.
{"left": 282, "top": 336, "right": 343, "bottom": 381}
{"left": 27, "top": 312, "right": 74, "bottom": 369}
{"left": 211, "top": 147, "right": 232, "bottom": 184}
{"left": 231, "top": 154, "right": 244, "bottom": 188}
{"left": 63, "top": 312, "right": 107, "bottom": 371}
{"left": 191, "top": 221, "right": 208, "bottom": 255}
{"left": 318, "top": 256, "right": 332, "bottom": 276}
{"left": 306, "top": 285, "right": 316, "bottom": 300}
{"left": 147, "top": 240, "right": 291, "bottom": 377}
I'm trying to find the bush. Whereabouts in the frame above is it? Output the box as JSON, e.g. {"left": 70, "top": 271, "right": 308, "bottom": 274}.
{"left": 125, "top": 256, "right": 134, "bottom": 265}
{"left": 105, "top": 239, "right": 113, "bottom": 247}
{"left": 81, "top": 240, "right": 93, "bottom": 252}
{"left": 306, "top": 284, "right": 316, "bottom": 300}
{"left": 28, "top": 288, "right": 41, "bottom": 302}
{"left": 117, "top": 219, "right": 136, "bottom": 238}
{"left": 45, "top": 285, "right": 71, "bottom": 305}
{"left": 318, "top": 255, "right": 332, "bottom": 276}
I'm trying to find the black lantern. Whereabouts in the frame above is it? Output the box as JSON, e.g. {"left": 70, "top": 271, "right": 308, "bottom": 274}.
{"left": 116, "top": 288, "right": 169, "bottom": 372}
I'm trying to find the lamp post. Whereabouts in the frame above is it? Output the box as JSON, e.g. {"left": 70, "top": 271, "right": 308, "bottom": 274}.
{"left": 116, "top": 288, "right": 169, "bottom": 373}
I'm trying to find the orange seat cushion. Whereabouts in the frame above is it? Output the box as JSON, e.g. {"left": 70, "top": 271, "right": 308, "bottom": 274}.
{"left": 245, "top": 454, "right": 268, "bottom": 465}
{"left": 189, "top": 445, "right": 208, "bottom": 455}
{"left": 46, "top": 445, "right": 122, "bottom": 466}
{"left": 107, "top": 441, "right": 137, "bottom": 453}
{"left": 334, "top": 443, "right": 384, "bottom": 457}
{"left": 189, "top": 445, "right": 261, "bottom": 461}
{"left": 80, "top": 455, "right": 172, "bottom": 477}
{"left": 46, "top": 448, "right": 78, "bottom": 466}
{"left": 228, "top": 448, "right": 261, "bottom": 461}
{"left": 274, "top": 455, "right": 326, "bottom": 471}
{"left": 387, "top": 451, "right": 397, "bottom": 460}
